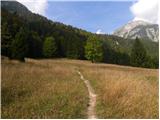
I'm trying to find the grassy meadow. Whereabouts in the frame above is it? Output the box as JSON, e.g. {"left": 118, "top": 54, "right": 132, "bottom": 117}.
{"left": 80, "top": 63, "right": 159, "bottom": 118}
{"left": 1, "top": 57, "right": 159, "bottom": 118}
{"left": 1, "top": 58, "right": 88, "bottom": 118}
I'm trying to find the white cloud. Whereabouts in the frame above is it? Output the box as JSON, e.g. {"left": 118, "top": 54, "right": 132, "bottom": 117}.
{"left": 17, "top": 0, "right": 48, "bottom": 15}
{"left": 130, "top": 0, "right": 159, "bottom": 24}
{"left": 96, "top": 29, "right": 105, "bottom": 34}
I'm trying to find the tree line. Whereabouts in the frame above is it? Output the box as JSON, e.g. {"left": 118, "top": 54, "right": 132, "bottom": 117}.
{"left": 1, "top": 8, "right": 158, "bottom": 68}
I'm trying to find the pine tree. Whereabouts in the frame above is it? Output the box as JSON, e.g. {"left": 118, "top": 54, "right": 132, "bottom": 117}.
{"left": 1, "top": 22, "right": 12, "bottom": 57}
{"left": 11, "top": 28, "right": 29, "bottom": 62}
{"left": 43, "top": 36, "right": 57, "bottom": 58}
{"left": 85, "top": 36, "right": 103, "bottom": 63}
{"left": 130, "top": 37, "right": 147, "bottom": 67}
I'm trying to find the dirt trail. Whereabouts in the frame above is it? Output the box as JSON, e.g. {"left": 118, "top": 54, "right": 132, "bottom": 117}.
{"left": 77, "top": 70, "right": 97, "bottom": 119}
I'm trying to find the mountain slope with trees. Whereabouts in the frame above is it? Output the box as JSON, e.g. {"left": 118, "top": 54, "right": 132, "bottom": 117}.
{"left": 1, "top": 1, "right": 158, "bottom": 68}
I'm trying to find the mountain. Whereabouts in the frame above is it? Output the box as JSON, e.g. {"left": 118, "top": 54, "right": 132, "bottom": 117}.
{"left": 113, "top": 20, "right": 159, "bottom": 42}
{"left": 1, "top": 1, "right": 32, "bottom": 18}
{"left": 1, "top": 1, "right": 57, "bottom": 22}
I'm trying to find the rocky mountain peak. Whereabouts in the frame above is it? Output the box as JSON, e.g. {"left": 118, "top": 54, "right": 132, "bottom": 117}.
{"left": 113, "top": 20, "right": 159, "bottom": 42}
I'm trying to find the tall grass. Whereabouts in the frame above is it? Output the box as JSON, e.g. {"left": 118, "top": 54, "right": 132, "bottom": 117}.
{"left": 1, "top": 58, "right": 88, "bottom": 118}
{"left": 1, "top": 58, "right": 158, "bottom": 118}
{"left": 80, "top": 62, "right": 159, "bottom": 118}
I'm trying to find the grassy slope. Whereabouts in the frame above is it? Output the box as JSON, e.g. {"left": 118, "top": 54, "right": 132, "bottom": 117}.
{"left": 1, "top": 58, "right": 159, "bottom": 118}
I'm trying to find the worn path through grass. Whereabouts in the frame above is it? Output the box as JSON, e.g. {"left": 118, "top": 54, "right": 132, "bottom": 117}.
{"left": 76, "top": 70, "right": 97, "bottom": 119}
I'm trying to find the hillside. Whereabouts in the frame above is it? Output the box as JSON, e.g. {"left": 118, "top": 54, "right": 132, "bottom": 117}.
{"left": 1, "top": 1, "right": 158, "bottom": 68}
{"left": 1, "top": 58, "right": 158, "bottom": 118}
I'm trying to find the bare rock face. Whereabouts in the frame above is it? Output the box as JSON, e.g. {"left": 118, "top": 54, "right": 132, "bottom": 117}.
{"left": 113, "top": 20, "right": 159, "bottom": 42}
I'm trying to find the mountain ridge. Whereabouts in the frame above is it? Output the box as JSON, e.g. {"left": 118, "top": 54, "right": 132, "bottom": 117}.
{"left": 113, "top": 20, "right": 159, "bottom": 42}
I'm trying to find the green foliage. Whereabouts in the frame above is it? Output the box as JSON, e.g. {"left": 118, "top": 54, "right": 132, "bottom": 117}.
{"left": 27, "top": 32, "right": 42, "bottom": 58}
{"left": 143, "top": 56, "right": 159, "bottom": 68}
{"left": 130, "top": 37, "right": 147, "bottom": 67}
{"left": 85, "top": 36, "right": 103, "bottom": 62}
{"left": 1, "top": 22, "right": 12, "bottom": 57}
{"left": 66, "top": 34, "right": 85, "bottom": 59}
{"left": 102, "top": 40, "right": 130, "bottom": 65}
{"left": 11, "top": 28, "right": 29, "bottom": 62}
{"left": 43, "top": 36, "right": 57, "bottom": 58}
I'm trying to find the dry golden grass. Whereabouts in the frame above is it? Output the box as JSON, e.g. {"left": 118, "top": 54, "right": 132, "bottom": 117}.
{"left": 79, "top": 62, "right": 159, "bottom": 118}
{"left": 1, "top": 58, "right": 159, "bottom": 118}
{"left": 1, "top": 58, "right": 88, "bottom": 118}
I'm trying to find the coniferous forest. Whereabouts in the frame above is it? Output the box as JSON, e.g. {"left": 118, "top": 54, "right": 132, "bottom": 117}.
{"left": 1, "top": 1, "right": 159, "bottom": 68}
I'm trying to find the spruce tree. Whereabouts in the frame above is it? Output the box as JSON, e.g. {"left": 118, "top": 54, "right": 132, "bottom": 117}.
{"left": 1, "top": 22, "right": 12, "bottom": 57}
{"left": 11, "top": 28, "right": 29, "bottom": 62}
{"left": 130, "top": 37, "right": 147, "bottom": 67}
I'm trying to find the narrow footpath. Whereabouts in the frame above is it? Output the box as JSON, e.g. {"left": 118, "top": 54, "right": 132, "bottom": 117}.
{"left": 77, "top": 70, "right": 97, "bottom": 119}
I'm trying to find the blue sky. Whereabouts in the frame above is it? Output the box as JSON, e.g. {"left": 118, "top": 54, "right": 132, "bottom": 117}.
{"left": 45, "top": 1, "right": 134, "bottom": 34}
{"left": 19, "top": 0, "right": 158, "bottom": 33}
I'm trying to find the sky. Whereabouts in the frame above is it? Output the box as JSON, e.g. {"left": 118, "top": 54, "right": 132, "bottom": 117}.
{"left": 45, "top": 1, "right": 133, "bottom": 34}
{"left": 17, "top": 0, "right": 159, "bottom": 34}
